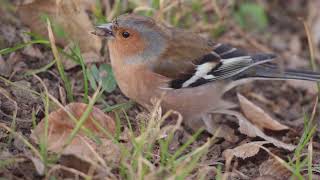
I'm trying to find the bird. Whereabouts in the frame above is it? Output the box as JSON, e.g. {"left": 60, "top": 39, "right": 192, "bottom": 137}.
{"left": 93, "top": 14, "right": 320, "bottom": 131}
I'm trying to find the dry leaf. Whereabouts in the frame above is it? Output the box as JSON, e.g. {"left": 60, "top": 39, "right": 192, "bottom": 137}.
{"left": 215, "top": 124, "right": 238, "bottom": 143}
{"left": 0, "top": 55, "right": 12, "bottom": 77}
{"left": 18, "top": 0, "right": 102, "bottom": 69}
{"left": 207, "top": 123, "right": 238, "bottom": 143}
{"left": 223, "top": 141, "right": 269, "bottom": 160}
{"left": 214, "top": 109, "right": 295, "bottom": 151}
{"left": 238, "top": 114, "right": 295, "bottom": 151}
{"left": 238, "top": 93, "right": 289, "bottom": 131}
{"left": 31, "top": 103, "right": 118, "bottom": 163}
{"left": 259, "top": 158, "right": 291, "bottom": 179}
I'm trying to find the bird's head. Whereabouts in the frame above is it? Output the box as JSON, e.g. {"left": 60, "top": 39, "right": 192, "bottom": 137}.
{"left": 93, "top": 14, "right": 168, "bottom": 65}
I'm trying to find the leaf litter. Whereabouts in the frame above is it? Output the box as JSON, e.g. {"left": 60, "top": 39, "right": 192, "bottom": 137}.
{"left": 238, "top": 93, "right": 289, "bottom": 131}
{"left": 31, "top": 103, "right": 118, "bottom": 164}
{"left": 17, "top": 0, "right": 102, "bottom": 69}
{"left": 223, "top": 141, "right": 269, "bottom": 160}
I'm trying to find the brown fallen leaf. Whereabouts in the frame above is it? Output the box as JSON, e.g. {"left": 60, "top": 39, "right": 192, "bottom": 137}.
{"left": 0, "top": 55, "right": 12, "bottom": 77}
{"left": 213, "top": 109, "right": 295, "bottom": 151}
{"left": 237, "top": 113, "right": 295, "bottom": 151}
{"left": 202, "top": 114, "right": 239, "bottom": 143}
{"left": 259, "top": 158, "right": 291, "bottom": 179}
{"left": 31, "top": 103, "right": 117, "bottom": 164}
{"left": 18, "top": 0, "right": 102, "bottom": 69}
{"left": 238, "top": 93, "right": 289, "bottom": 131}
{"left": 223, "top": 141, "right": 269, "bottom": 160}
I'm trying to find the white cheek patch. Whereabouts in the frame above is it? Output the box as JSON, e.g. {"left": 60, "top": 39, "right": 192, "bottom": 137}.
{"left": 182, "top": 62, "right": 217, "bottom": 87}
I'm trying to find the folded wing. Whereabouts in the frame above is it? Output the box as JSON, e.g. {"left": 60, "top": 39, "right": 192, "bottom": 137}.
{"left": 170, "top": 43, "right": 277, "bottom": 89}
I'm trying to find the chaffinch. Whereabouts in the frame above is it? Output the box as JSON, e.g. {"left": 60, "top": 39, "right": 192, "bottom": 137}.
{"left": 93, "top": 14, "right": 320, "bottom": 131}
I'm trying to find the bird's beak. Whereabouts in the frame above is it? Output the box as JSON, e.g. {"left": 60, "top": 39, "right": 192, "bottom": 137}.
{"left": 92, "top": 23, "right": 114, "bottom": 38}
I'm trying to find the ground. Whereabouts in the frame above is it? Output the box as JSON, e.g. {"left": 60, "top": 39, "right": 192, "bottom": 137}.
{"left": 0, "top": 0, "right": 319, "bottom": 180}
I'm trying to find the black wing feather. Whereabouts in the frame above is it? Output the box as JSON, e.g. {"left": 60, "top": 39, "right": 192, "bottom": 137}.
{"left": 169, "top": 43, "right": 276, "bottom": 89}
{"left": 213, "top": 43, "right": 247, "bottom": 59}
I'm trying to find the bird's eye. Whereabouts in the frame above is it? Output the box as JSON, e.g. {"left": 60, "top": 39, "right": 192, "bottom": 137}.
{"left": 122, "top": 31, "right": 130, "bottom": 38}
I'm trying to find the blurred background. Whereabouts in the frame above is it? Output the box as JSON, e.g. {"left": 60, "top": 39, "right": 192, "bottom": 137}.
{"left": 1, "top": 0, "right": 319, "bottom": 68}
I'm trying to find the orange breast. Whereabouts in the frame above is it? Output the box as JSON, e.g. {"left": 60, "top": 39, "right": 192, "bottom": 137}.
{"left": 108, "top": 42, "right": 169, "bottom": 107}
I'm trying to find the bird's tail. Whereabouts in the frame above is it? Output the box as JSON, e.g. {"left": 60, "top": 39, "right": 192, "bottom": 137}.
{"left": 239, "top": 64, "right": 320, "bottom": 82}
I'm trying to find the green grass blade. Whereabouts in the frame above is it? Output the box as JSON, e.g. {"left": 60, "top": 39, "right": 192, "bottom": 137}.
{"left": 70, "top": 45, "right": 89, "bottom": 103}
{"left": 61, "top": 86, "right": 101, "bottom": 151}
{"left": 47, "top": 18, "right": 73, "bottom": 102}
{"left": 0, "top": 40, "right": 49, "bottom": 55}
{"left": 24, "top": 61, "right": 56, "bottom": 76}
{"left": 171, "top": 128, "right": 204, "bottom": 162}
